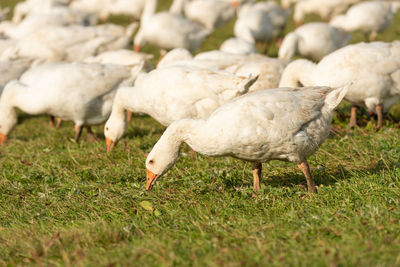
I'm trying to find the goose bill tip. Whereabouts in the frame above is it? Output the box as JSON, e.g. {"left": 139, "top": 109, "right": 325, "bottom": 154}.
{"left": 106, "top": 137, "right": 115, "bottom": 152}
{"left": 146, "top": 169, "right": 159, "bottom": 191}
{"left": 0, "top": 134, "right": 7, "bottom": 145}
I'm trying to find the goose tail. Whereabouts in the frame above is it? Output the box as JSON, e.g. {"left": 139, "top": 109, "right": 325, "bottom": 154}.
{"left": 238, "top": 74, "right": 259, "bottom": 94}
{"left": 323, "top": 83, "right": 352, "bottom": 112}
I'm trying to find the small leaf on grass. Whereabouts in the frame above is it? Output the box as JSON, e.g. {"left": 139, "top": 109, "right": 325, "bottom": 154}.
{"left": 140, "top": 201, "right": 153, "bottom": 211}
{"left": 154, "top": 209, "right": 161, "bottom": 217}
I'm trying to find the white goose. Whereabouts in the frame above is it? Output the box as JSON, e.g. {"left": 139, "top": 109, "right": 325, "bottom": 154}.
{"left": 3, "top": 23, "right": 137, "bottom": 62}
{"left": 145, "top": 85, "right": 349, "bottom": 192}
{"left": 71, "top": 0, "right": 146, "bottom": 21}
{"left": 294, "top": 0, "right": 361, "bottom": 26}
{"left": 134, "top": 0, "right": 211, "bottom": 53}
{"left": 84, "top": 49, "right": 154, "bottom": 71}
{"left": 104, "top": 65, "right": 258, "bottom": 151}
{"left": 183, "top": 0, "right": 237, "bottom": 30}
{"left": 0, "top": 59, "right": 33, "bottom": 93}
{"left": 158, "top": 49, "right": 289, "bottom": 92}
{"left": 279, "top": 41, "right": 400, "bottom": 129}
{"left": 0, "top": 62, "right": 143, "bottom": 144}
{"left": 278, "top": 22, "right": 351, "bottom": 61}
{"left": 220, "top": 37, "right": 257, "bottom": 55}
{"left": 12, "top": 0, "right": 71, "bottom": 23}
{"left": 330, "top": 1, "right": 400, "bottom": 41}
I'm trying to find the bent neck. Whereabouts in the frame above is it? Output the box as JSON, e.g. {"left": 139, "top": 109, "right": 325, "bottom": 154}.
{"left": 279, "top": 59, "right": 316, "bottom": 87}
{"left": 169, "top": 0, "right": 185, "bottom": 14}
{"left": 141, "top": 0, "right": 157, "bottom": 24}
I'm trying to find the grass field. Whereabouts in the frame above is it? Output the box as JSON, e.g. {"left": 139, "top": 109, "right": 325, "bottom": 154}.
{"left": 1, "top": 0, "right": 400, "bottom": 266}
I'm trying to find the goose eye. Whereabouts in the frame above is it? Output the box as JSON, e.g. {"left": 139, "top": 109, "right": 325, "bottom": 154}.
{"left": 105, "top": 127, "right": 109, "bottom": 131}
{"left": 149, "top": 160, "right": 154, "bottom": 164}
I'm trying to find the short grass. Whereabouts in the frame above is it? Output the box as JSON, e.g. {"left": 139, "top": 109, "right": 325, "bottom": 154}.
{"left": 1, "top": 0, "right": 400, "bottom": 266}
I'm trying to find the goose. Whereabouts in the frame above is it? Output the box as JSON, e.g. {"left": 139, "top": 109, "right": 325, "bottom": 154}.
{"left": 278, "top": 22, "right": 351, "bottom": 61}
{"left": 12, "top": 0, "right": 71, "bottom": 23}
{"left": 84, "top": 49, "right": 154, "bottom": 72}
{"left": 183, "top": 0, "right": 236, "bottom": 30}
{"left": 71, "top": 0, "right": 147, "bottom": 21}
{"left": 330, "top": 1, "right": 400, "bottom": 41}
{"left": 279, "top": 41, "right": 400, "bottom": 129}
{"left": 104, "top": 65, "right": 258, "bottom": 151}
{"left": 0, "top": 59, "right": 33, "bottom": 93}
{"left": 145, "top": 85, "right": 349, "bottom": 192}
{"left": 158, "top": 49, "right": 288, "bottom": 92}
{"left": 1, "top": 10, "right": 98, "bottom": 40}
{"left": 0, "top": 62, "right": 143, "bottom": 144}
{"left": 234, "top": 1, "right": 288, "bottom": 50}
{"left": 2, "top": 23, "right": 137, "bottom": 62}
{"left": 220, "top": 37, "right": 258, "bottom": 55}
{"left": 134, "top": 0, "right": 211, "bottom": 53}
{"left": 294, "top": 0, "right": 362, "bottom": 26}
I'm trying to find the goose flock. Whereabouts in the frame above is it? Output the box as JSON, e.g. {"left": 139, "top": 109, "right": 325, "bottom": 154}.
{"left": 0, "top": 0, "right": 399, "bottom": 193}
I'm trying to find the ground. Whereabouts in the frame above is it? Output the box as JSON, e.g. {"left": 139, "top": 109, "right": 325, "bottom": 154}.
{"left": 1, "top": 0, "right": 400, "bottom": 266}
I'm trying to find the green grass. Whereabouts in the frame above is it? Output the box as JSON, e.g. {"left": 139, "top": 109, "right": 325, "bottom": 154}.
{"left": 1, "top": 1, "right": 400, "bottom": 266}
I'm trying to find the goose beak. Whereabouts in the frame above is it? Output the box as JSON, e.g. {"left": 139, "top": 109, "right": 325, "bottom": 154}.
{"left": 134, "top": 44, "right": 141, "bottom": 52}
{"left": 106, "top": 137, "right": 115, "bottom": 152}
{"left": 146, "top": 169, "right": 159, "bottom": 191}
{"left": 295, "top": 20, "right": 302, "bottom": 27}
{"left": 232, "top": 1, "right": 238, "bottom": 8}
{"left": 0, "top": 134, "right": 7, "bottom": 145}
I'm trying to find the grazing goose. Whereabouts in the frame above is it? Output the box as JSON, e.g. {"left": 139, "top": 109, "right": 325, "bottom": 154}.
{"left": 158, "top": 49, "right": 288, "bottom": 92}
{"left": 330, "top": 1, "right": 400, "bottom": 41}
{"left": 134, "top": 0, "right": 211, "bottom": 53}
{"left": 183, "top": 0, "right": 236, "bottom": 30}
{"left": 279, "top": 41, "right": 400, "bottom": 129}
{"left": 0, "top": 62, "right": 143, "bottom": 144}
{"left": 294, "top": 0, "right": 361, "bottom": 26}
{"left": 3, "top": 23, "right": 137, "bottom": 62}
{"left": 104, "top": 66, "right": 258, "bottom": 151}
{"left": 220, "top": 37, "right": 258, "bottom": 55}
{"left": 278, "top": 22, "right": 351, "bottom": 61}
{"left": 145, "top": 85, "right": 349, "bottom": 192}
{"left": 84, "top": 49, "right": 154, "bottom": 71}
{"left": 12, "top": 0, "right": 71, "bottom": 23}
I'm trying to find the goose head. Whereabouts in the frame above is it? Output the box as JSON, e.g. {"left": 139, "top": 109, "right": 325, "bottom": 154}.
{"left": 104, "top": 110, "right": 127, "bottom": 152}
{"left": 0, "top": 105, "right": 17, "bottom": 145}
{"left": 145, "top": 122, "right": 184, "bottom": 190}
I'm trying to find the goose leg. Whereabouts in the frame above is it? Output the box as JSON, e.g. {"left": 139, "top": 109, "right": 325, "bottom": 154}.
{"left": 55, "top": 118, "right": 62, "bottom": 129}
{"left": 74, "top": 125, "right": 83, "bottom": 142}
{"left": 49, "top": 116, "right": 55, "bottom": 127}
{"left": 369, "top": 32, "right": 377, "bottom": 42}
{"left": 298, "top": 160, "right": 317, "bottom": 193}
{"left": 376, "top": 104, "right": 383, "bottom": 130}
{"left": 349, "top": 105, "right": 358, "bottom": 128}
{"left": 252, "top": 162, "right": 262, "bottom": 191}
{"left": 86, "top": 126, "right": 98, "bottom": 142}
{"left": 126, "top": 110, "right": 133, "bottom": 122}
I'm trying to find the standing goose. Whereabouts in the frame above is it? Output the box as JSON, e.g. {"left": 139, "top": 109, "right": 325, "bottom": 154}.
{"left": 183, "top": 0, "right": 237, "bottom": 30}
{"left": 104, "top": 66, "right": 258, "bottom": 151}
{"left": 133, "top": 0, "right": 211, "bottom": 53}
{"left": 0, "top": 62, "right": 143, "bottom": 144}
{"left": 145, "top": 85, "right": 349, "bottom": 192}
{"left": 330, "top": 1, "right": 400, "bottom": 41}
{"left": 294, "top": 0, "right": 361, "bottom": 26}
{"left": 278, "top": 22, "right": 351, "bottom": 61}
{"left": 279, "top": 41, "right": 400, "bottom": 129}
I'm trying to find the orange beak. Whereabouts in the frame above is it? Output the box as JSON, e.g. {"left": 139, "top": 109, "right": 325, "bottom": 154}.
{"left": 106, "top": 137, "right": 115, "bottom": 152}
{"left": 134, "top": 44, "right": 141, "bottom": 52}
{"left": 295, "top": 20, "right": 302, "bottom": 27}
{"left": 146, "top": 169, "right": 159, "bottom": 191}
{"left": 0, "top": 134, "right": 7, "bottom": 145}
{"left": 232, "top": 1, "right": 238, "bottom": 8}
